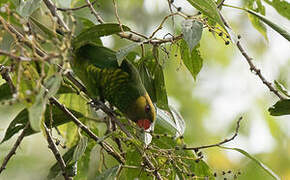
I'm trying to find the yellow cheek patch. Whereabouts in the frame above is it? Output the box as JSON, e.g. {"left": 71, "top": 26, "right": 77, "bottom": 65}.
{"left": 135, "top": 95, "right": 147, "bottom": 106}
{"left": 135, "top": 93, "right": 156, "bottom": 122}
{"left": 144, "top": 93, "right": 156, "bottom": 122}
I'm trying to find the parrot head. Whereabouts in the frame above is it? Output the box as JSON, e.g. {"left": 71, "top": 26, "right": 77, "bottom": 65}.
{"left": 126, "top": 93, "right": 156, "bottom": 130}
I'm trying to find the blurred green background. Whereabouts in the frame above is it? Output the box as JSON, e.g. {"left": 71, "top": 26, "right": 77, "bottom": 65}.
{"left": 0, "top": 0, "right": 289, "bottom": 179}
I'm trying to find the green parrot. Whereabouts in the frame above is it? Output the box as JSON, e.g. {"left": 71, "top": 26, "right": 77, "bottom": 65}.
{"left": 71, "top": 43, "right": 156, "bottom": 130}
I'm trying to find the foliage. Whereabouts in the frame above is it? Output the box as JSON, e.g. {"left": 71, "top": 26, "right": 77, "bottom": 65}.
{"left": 0, "top": 0, "right": 289, "bottom": 180}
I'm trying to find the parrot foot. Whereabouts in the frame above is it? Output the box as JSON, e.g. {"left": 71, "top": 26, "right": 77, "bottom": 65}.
{"left": 88, "top": 100, "right": 101, "bottom": 111}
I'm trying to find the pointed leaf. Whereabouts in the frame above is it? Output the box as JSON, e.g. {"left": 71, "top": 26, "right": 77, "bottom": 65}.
{"left": 116, "top": 42, "right": 142, "bottom": 66}
{"left": 180, "top": 40, "right": 203, "bottom": 80}
{"left": 268, "top": 99, "right": 290, "bottom": 116}
{"left": 181, "top": 20, "right": 203, "bottom": 51}
{"left": 154, "top": 64, "right": 169, "bottom": 110}
{"left": 274, "top": 80, "right": 290, "bottom": 97}
{"left": 95, "top": 165, "right": 121, "bottom": 180}
{"left": 1, "top": 106, "right": 84, "bottom": 143}
{"left": 264, "top": 0, "right": 290, "bottom": 20}
{"left": 73, "top": 23, "right": 131, "bottom": 49}
{"left": 29, "top": 16, "right": 63, "bottom": 40}
{"left": 72, "top": 136, "right": 88, "bottom": 162}
{"left": 245, "top": 8, "right": 290, "bottom": 41}
{"left": 0, "top": 83, "right": 12, "bottom": 101}
{"left": 28, "top": 74, "right": 62, "bottom": 131}
{"left": 185, "top": 0, "right": 224, "bottom": 29}
{"left": 220, "top": 146, "right": 281, "bottom": 180}
{"left": 48, "top": 146, "right": 77, "bottom": 179}
{"left": 246, "top": 0, "right": 268, "bottom": 40}
{"left": 155, "top": 106, "right": 185, "bottom": 137}
{"left": 16, "top": 0, "right": 42, "bottom": 18}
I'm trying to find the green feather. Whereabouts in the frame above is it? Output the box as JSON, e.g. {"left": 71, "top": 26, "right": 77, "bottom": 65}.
{"left": 71, "top": 43, "right": 154, "bottom": 123}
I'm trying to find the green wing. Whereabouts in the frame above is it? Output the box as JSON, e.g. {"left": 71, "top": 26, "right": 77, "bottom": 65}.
{"left": 72, "top": 43, "right": 147, "bottom": 111}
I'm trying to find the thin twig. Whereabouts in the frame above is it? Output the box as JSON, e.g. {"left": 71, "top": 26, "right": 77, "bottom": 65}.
{"left": 149, "top": 12, "right": 179, "bottom": 39}
{"left": 0, "top": 123, "right": 29, "bottom": 174}
{"left": 184, "top": 117, "right": 243, "bottom": 151}
{"left": 85, "top": 0, "right": 104, "bottom": 24}
{"left": 0, "top": 16, "right": 46, "bottom": 57}
{"left": 84, "top": 0, "right": 181, "bottom": 45}
{"left": 43, "top": 0, "right": 70, "bottom": 31}
{"left": 43, "top": 123, "right": 71, "bottom": 180}
{"left": 91, "top": 100, "right": 133, "bottom": 138}
{"left": 167, "top": 0, "right": 175, "bottom": 27}
{"left": 57, "top": 0, "right": 97, "bottom": 11}
{"left": 236, "top": 41, "right": 285, "bottom": 100}
{"left": 217, "top": 0, "right": 226, "bottom": 9}
{"left": 0, "top": 50, "right": 31, "bottom": 61}
{"left": 112, "top": 0, "right": 124, "bottom": 33}
{"left": 49, "top": 97, "right": 125, "bottom": 164}
{"left": 143, "top": 155, "right": 163, "bottom": 180}
{"left": 0, "top": 65, "right": 16, "bottom": 94}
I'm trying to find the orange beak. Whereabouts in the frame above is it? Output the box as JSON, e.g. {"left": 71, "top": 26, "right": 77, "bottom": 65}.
{"left": 137, "top": 119, "right": 151, "bottom": 130}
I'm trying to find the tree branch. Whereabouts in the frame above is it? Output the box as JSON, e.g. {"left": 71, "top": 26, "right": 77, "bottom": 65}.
{"left": 0, "top": 123, "right": 29, "bottom": 174}
{"left": 49, "top": 97, "right": 125, "bottom": 164}
{"left": 0, "top": 16, "right": 46, "bottom": 57}
{"left": 0, "top": 50, "right": 31, "bottom": 62}
{"left": 217, "top": 0, "right": 226, "bottom": 9}
{"left": 184, "top": 117, "right": 242, "bottom": 151}
{"left": 236, "top": 41, "right": 285, "bottom": 100}
{"left": 43, "top": 123, "right": 72, "bottom": 180}
{"left": 85, "top": 0, "right": 104, "bottom": 24}
{"left": 43, "top": 0, "right": 70, "bottom": 31}
{"left": 218, "top": 12, "right": 286, "bottom": 100}
{"left": 0, "top": 65, "right": 16, "bottom": 94}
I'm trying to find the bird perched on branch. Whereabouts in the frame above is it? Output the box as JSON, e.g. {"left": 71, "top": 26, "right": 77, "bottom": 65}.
{"left": 71, "top": 43, "right": 155, "bottom": 130}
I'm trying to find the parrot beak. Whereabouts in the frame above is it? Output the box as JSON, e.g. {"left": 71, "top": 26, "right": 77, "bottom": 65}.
{"left": 137, "top": 119, "right": 151, "bottom": 130}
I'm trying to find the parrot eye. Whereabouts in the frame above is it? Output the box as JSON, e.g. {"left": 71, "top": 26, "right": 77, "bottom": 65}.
{"left": 145, "top": 104, "right": 151, "bottom": 113}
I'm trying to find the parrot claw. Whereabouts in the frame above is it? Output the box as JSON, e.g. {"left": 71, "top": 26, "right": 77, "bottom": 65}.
{"left": 88, "top": 100, "right": 101, "bottom": 111}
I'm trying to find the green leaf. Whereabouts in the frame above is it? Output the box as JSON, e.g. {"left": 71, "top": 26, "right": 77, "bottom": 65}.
{"left": 264, "top": 0, "right": 290, "bottom": 20}
{"left": 181, "top": 20, "right": 203, "bottom": 51}
{"left": 28, "top": 74, "right": 62, "bottom": 131}
{"left": 245, "top": 8, "right": 290, "bottom": 41}
{"left": 0, "top": 32, "right": 14, "bottom": 51}
{"left": 0, "top": 83, "right": 12, "bottom": 101}
{"left": 29, "top": 16, "right": 63, "bottom": 40}
{"left": 72, "top": 136, "right": 88, "bottom": 162}
{"left": 55, "top": 0, "right": 72, "bottom": 9}
{"left": 95, "top": 165, "right": 121, "bottom": 180}
{"left": 155, "top": 106, "right": 185, "bottom": 137}
{"left": 152, "top": 136, "right": 213, "bottom": 178}
{"left": 246, "top": 0, "right": 268, "bottom": 40}
{"left": 1, "top": 106, "right": 84, "bottom": 143}
{"left": 220, "top": 146, "right": 281, "bottom": 180}
{"left": 154, "top": 64, "right": 169, "bottom": 111}
{"left": 180, "top": 40, "right": 203, "bottom": 80}
{"left": 0, "top": 101, "right": 25, "bottom": 140}
{"left": 185, "top": 0, "right": 224, "bottom": 29}
{"left": 274, "top": 80, "right": 290, "bottom": 97}
{"left": 48, "top": 146, "right": 77, "bottom": 179}
{"left": 88, "top": 145, "right": 102, "bottom": 180}
{"left": 72, "top": 23, "right": 131, "bottom": 50}
{"left": 138, "top": 58, "right": 156, "bottom": 103}
{"left": 138, "top": 53, "right": 169, "bottom": 111}
{"left": 74, "top": 138, "right": 100, "bottom": 179}
{"left": 268, "top": 99, "right": 290, "bottom": 116}
{"left": 16, "top": 0, "right": 42, "bottom": 18}
{"left": 116, "top": 42, "right": 142, "bottom": 66}
{"left": 58, "top": 93, "right": 91, "bottom": 117}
